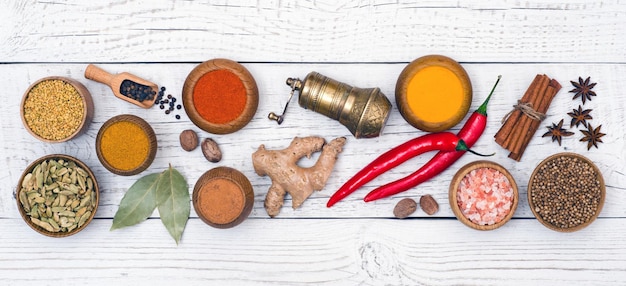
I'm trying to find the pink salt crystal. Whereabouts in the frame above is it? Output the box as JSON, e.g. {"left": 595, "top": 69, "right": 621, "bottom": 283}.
{"left": 457, "top": 167, "right": 513, "bottom": 225}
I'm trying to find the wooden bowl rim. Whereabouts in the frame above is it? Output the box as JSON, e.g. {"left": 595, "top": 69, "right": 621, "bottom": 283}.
{"left": 95, "top": 114, "right": 157, "bottom": 176}
{"left": 527, "top": 152, "right": 606, "bottom": 232}
{"left": 16, "top": 154, "right": 100, "bottom": 237}
{"left": 20, "top": 76, "right": 94, "bottom": 143}
{"left": 192, "top": 166, "right": 254, "bottom": 229}
{"left": 448, "top": 160, "right": 519, "bottom": 231}
{"left": 182, "top": 58, "right": 259, "bottom": 134}
{"left": 395, "top": 54, "right": 472, "bottom": 132}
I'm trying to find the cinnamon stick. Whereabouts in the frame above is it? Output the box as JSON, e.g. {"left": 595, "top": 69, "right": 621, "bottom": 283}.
{"left": 509, "top": 82, "right": 553, "bottom": 155}
{"left": 509, "top": 79, "right": 561, "bottom": 161}
{"left": 501, "top": 75, "right": 549, "bottom": 150}
{"left": 494, "top": 74, "right": 543, "bottom": 145}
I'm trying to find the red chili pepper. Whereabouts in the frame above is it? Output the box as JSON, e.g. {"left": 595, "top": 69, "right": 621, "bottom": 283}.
{"left": 362, "top": 76, "right": 501, "bottom": 202}
{"left": 327, "top": 132, "right": 481, "bottom": 207}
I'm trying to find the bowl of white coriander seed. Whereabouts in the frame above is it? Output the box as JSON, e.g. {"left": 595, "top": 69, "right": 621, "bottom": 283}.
{"left": 20, "top": 76, "right": 94, "bottom": 143}
{"left": 527, "top": 152, "right": 605, "bottom": 232}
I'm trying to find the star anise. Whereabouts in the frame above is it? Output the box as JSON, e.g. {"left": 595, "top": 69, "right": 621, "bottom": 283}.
{"left": 542, "top": 119, "right": 574, "bottom": 146}
{"left": 567, "top": 105, "right": 593, "bottom": 128}
{"left": 569, "top": 76, "right": 597, "bottom": 104}
{"left": 580, "top": 123, "right": 605, "bottom": 150}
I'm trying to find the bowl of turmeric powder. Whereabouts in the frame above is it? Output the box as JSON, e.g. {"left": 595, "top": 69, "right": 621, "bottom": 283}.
{"left": 395, "top": 55, "right": 472, "bottom": 132}
{"left": 95, "top": 114, "right": 157, "bottom": 176}
{"left": 182, "top": 58, "right": 259, "bottom": 134}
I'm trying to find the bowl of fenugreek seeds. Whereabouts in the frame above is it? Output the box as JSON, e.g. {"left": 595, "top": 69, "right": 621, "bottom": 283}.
{"left": 528, "top": 153, "right": 605, "bottom": 232}
{"left": 20, "top": 77, "right": 94, "bottom": 143}
{"left": 16, "top": 154, "right": 99, "bottom": 237}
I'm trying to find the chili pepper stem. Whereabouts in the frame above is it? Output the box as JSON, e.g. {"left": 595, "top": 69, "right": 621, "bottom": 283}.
{"left": 476, "top": 75, "right": 502, "bottom": 116}
{"left": 456, "top": 140, "right": 494, "bottom": 157}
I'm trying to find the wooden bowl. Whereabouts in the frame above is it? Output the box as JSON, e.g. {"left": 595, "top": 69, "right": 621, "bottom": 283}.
{"left": 182, "top": 58, "right": 259, "bottom": 134}
{"left": 192, "top": 166, "right": 254, "bottom": 229}
{"left": 16, "top": 154, "right": 99, "bottom": 237}
{"left": 20, "top": 76, "right": 94, "bottom": 143}
{"left": 527, "top": 152, "right": 605, "bottom": 232}
{"left": 95, "top": 114, "right": 157, "bottom": 176}
{"left": 449, "top": 160, "right": 518, "bottom": 231}
{"left": 395, "top": 55, "right": 472, "bottom": 132}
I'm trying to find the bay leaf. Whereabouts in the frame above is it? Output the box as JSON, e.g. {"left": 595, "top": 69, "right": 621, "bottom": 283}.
{"left": 156, "top": 165, "right": 189, "bottom": 244}
{"left": 110, "top": 173, "right": 160, "bottom": 231}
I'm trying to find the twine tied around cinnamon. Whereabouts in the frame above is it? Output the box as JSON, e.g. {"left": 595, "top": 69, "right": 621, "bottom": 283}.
{"left": 501, "top": 100, "right": 547, "bottom": 124}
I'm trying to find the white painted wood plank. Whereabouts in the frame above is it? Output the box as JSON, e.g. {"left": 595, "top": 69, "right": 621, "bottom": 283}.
{"left": 2, "top": 63, "right": 624, "bottom": 220}
{"left": 0, "top": 218, "right": 625, "bottom": 285}
{"left": 0, "top": 1, "right": 624, "bottom": 63}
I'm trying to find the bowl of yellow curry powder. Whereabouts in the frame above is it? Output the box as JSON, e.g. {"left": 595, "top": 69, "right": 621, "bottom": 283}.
{"left": 20, "top": 76, "right": 94, "bottom": 142}
{"left": 96, "top": 114, "right": 157, "bottom": 176}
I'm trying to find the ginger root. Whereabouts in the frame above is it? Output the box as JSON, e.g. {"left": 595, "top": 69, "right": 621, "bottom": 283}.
{"left": 252, "top": 136, "right": 346, "bottom": 217}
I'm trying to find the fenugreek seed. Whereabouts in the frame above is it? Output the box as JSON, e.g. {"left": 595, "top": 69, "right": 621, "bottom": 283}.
{"left": 23, "top": 79, "right": 84, "bottom": 141}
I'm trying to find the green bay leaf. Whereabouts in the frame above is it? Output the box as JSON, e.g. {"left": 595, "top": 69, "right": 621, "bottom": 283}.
{"left": 111, "top": 173, "right": 160, "bottom": 231}
{"left": 156, "top": 166, "right": 190, "bottom": 244}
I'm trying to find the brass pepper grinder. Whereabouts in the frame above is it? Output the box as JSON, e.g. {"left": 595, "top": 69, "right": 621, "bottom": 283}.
{"left": 268, "top": 72, "right": 392, "bottom": 138}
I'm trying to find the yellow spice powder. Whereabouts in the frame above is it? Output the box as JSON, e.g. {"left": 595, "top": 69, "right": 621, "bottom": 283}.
{"left": 406, "top": 66, "right": 464, "bottom": 123}
{"left": 100, "top": 121, "right": 149, "bottom": 171}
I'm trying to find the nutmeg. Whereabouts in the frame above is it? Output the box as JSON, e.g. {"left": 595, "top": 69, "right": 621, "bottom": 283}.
{"left": 179, "top": 129, "right": 198, "bottom": 151}
{"left": 201, "top": 138, "right": 222, "bottom": 163}
{"left": 420, "top": 194, "right": 439, "bottom": 215}
{"left": 393, "top": 198, "right": 418, "bottom": 219}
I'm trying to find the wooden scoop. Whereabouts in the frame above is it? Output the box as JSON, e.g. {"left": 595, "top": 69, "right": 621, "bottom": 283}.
{"left": 84, "top": 64, "right": 159, "bottom": 108}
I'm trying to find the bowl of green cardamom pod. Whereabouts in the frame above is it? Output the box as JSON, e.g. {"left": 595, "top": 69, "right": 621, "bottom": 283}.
{"left": 20, "top": 76, "right": 94, "bottom": 143}
{"left": 16, "top": 154, "right": 99, "bottom": 237}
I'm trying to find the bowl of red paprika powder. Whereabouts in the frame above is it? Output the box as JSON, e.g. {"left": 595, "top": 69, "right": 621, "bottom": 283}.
{"left": 182, "top": 58, "right": 259, "bottom": 134}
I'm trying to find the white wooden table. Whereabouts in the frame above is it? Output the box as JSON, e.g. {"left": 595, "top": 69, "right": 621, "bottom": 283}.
{"left": 2, "top": 1, "right": 626, "bottom": 285}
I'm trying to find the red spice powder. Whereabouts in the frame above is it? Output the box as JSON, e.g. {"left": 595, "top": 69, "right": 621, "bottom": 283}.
{"left": 193, "top": 69, "right": 247, "bottom": 124}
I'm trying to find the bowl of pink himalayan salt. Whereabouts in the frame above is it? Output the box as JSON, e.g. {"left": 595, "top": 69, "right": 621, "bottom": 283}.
{"left": 449, "top": 160, "right": 518, "bottom": 231}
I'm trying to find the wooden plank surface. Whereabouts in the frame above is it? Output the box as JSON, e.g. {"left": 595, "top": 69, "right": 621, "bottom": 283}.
{"left": 1, "top": 1, "right": 625, "bottom": 285}
{"left": 0, "top": 1, "right": 624, "bottom": 63}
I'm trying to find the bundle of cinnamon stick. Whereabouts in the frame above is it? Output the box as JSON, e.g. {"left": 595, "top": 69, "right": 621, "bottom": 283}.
{"left": 495, "top": 74, "right": 561, "bottom": 161}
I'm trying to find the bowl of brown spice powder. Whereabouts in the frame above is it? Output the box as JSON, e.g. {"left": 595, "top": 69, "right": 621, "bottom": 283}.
{"left": 192, "top": 166, "right": 254, "bottom": 229}
{"left": 528, "top": 152, "right": 605, "bottom": 232}
{"left": 20, "top": 76, "right": 94, "bottom": 143}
